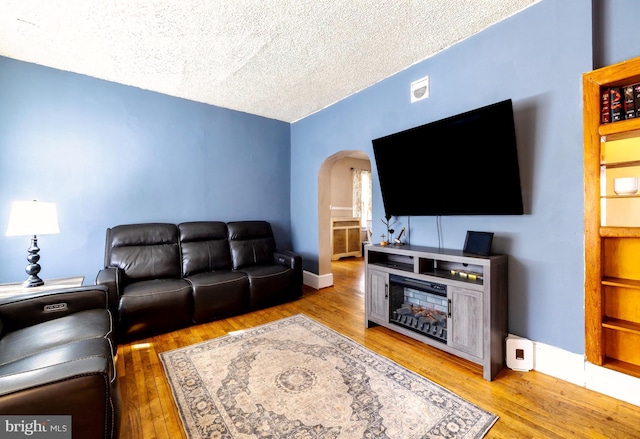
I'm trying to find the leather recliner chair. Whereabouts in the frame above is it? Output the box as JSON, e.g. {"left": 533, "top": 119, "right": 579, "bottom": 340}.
{"left": 0, "top": 285, "right": 120, "bottom": 439}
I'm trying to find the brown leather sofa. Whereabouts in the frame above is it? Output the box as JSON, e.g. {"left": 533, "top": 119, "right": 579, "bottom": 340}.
{"left": 96, "top": 221, "right": 303, "bottom": 341}
{"left": 0, "top": 285, "right": 120, "bottom": 439}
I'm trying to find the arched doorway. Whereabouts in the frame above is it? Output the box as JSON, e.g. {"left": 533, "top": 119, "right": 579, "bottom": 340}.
{"left": 317, "top": 150, "right": 371, "bottom": 286}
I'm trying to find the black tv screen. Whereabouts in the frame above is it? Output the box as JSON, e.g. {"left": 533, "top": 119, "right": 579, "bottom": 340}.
{"left": 372, "top": 99, "right": 524, "bottom": 217}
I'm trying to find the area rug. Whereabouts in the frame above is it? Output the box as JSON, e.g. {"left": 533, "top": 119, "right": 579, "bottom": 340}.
{"left": 159, "top": 314, "right": 498, "bottom": 439}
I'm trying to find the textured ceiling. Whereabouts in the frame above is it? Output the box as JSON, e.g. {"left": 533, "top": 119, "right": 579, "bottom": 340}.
{"left": 0, "top": 1, "right": 538, "bottom": 122}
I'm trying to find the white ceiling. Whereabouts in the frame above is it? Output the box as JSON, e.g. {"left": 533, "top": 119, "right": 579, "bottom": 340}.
{"left": 0, "top": 1, "right": 538, "bottom": 122}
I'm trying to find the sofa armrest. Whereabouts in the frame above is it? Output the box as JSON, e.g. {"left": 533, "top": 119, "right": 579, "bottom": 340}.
{"left": 0, "top": 356, "right": 120, "bottom": 439}
{"left": 96, "top": 267, "right": 121, "bottom": 314}
{"left": 273, "top": 250, "right": 302, "bottom": 271}
{"left": 0, "top": 286, "right": 109, "bottom": 333}
{"left": 274, "top": 250, "right": 303, "bottom": 298}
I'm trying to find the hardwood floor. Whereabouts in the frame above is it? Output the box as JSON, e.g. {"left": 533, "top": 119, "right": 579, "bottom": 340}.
{"left": 117, "top": 258, "right": 640, "bottom": 438}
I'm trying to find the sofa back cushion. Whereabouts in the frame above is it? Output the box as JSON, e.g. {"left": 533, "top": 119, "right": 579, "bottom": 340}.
{"left": 228, "top": 221, "right": 276, "bottom": 270}
{"left": 179, "top": 222, "right": 231, "bottom": 276}
{"left": 105, "top": 223, "right": 180, "bottom": 282}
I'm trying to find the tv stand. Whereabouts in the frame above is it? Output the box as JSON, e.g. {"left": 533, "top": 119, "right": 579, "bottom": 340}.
{"left": 365, "top": 244, "right": 508, "bottom": 381}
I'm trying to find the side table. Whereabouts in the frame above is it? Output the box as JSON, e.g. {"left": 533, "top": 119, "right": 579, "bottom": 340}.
{"left": 0, "top": 276, "right": 85, "bottom": 299}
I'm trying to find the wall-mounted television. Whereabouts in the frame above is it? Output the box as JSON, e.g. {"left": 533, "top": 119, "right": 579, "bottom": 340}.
{"left": 372, "top": 99, "right": 524, "bottom": 217}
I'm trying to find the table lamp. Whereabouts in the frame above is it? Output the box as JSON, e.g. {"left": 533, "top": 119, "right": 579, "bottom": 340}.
{"left": 6, "top": 200, "right": 60, "bottom": 287}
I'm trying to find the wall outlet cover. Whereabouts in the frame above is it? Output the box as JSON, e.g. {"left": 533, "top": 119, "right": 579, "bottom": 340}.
{"left": 506, "top": 336, "right": 534, "bottom": 371}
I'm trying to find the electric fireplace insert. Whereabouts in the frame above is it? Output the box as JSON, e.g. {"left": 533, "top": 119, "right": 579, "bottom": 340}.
{"left": 389, "top": 274, "right": 448, "bottom": 343}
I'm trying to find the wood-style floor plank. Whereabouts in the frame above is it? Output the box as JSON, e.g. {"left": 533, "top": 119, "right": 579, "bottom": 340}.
{"left": 117, "top": 257, "right": 640, "bottom": 438}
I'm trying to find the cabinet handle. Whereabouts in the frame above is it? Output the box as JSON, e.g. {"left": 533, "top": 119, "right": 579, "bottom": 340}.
{"left": 448, "top": 299, "right": 452, "bottom": 318}
{"left": 385, "top": 283, "right": 388, "bottom": 299}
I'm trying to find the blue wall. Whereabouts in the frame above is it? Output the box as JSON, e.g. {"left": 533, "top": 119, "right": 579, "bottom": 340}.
{"left": 594, "top": 0, "right": 640, "bottom": 68}
{"left": 291, "top": 0, "right": 592, "bottom": 354}
{"left": 0, "top": 58, "right": 291, "bottom": 284}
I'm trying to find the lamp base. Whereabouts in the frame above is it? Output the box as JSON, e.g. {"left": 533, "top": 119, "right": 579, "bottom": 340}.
{"left": 23, "top": 235, "right": 44, "bottom": 287}
{"left": 23, "top": 275, "right": 44, "bottom": 288}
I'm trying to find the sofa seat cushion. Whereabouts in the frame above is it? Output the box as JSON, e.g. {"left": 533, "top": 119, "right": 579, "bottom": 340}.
{"left": 186, "top": 271, "right": 249, "bottom": 323}
{"left": 239, "top": 265, "right": 294, "bottom": 309}
{"left": 119, "top": 279, "right": 192, "bottom": 340}
{"left": 0, "top": 309, "right": 114, "bottom": 366}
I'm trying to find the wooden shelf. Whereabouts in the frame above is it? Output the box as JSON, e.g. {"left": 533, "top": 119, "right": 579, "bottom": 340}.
{"left": 601, "top": 194, "right": 640, "bottom": 199}
{"left": 599, "top": 118, "right": 640, "bottom": 137}
{"left": 600, "top": 159, "right": 640, "bottom": 168}
{"left": 370, "top": 261, "right": 413, "bottom": 272}
{"left": 602, "top": 317, "right": 640, "bottom": 335}
{"left": 419, "top": 268, "right": 484, "bottom": 286}
{"left": 602, "top": 277, "right": 640, "bottom": 290}
{"left": 602, "top": 358, "right": 640, "bottom": 379}
{"left": 600, "top": 227, "right": 640, "bottom": 238}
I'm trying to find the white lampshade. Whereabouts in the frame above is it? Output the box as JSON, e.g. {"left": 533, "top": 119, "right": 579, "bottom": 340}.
{"left": 6, "top": 201, "right": 60, "bottom": 236}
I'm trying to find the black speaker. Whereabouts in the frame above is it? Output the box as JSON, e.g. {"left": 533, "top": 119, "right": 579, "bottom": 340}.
{"left": 463, "top": 231, "right": 494, "bottom": 256}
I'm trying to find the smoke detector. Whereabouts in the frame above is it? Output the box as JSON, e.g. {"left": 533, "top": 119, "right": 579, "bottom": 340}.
{"left": 410, "top": 75, "right": 429, "bottom": 103}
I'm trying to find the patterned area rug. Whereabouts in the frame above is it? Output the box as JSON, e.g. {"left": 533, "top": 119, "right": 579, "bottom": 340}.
{"left": 160, "top": 314, "right": 498, "bottom": 438}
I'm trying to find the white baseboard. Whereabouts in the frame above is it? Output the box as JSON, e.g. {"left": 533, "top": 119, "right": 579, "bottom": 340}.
{"left": 508, "top": 334, "right": 640, "bottom": 407}
{"left": 585, "top": 362, "right": 640, "bottom": 407}
{"left": 303, "top": 270, "right": 333, "bottom": 290}
{"left": 533, "top": 340, "right": 586, "bottom": 386}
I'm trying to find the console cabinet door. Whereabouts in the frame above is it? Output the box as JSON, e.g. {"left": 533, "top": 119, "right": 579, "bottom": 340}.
{"left": 366, "top": 268, "right": 388, "bottom": 325}
{"left": 448, "top": 286, "right": 483, "bottom": 359}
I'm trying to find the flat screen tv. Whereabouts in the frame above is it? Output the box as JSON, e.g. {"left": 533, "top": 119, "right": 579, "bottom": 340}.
{"left": 372, "top": 99, "right": 524, "bottom": 217}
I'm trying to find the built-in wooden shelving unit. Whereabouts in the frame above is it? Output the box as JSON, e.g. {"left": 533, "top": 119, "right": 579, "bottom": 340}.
{"left": 584, "top": 55, "right": 640, "bottom": 379}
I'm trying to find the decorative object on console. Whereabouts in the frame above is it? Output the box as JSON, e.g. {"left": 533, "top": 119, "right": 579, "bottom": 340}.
{"left": 463, "top": 231, "right": 494, "bottom": 256}
{"left": 380, "top": 215, "right": 397, "bottom": 245}
{"left": 5, "top": 200, "right": 60, "bottom": 287}
{"left": 394, "top": 226, "right": 406, "bottom": 245}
